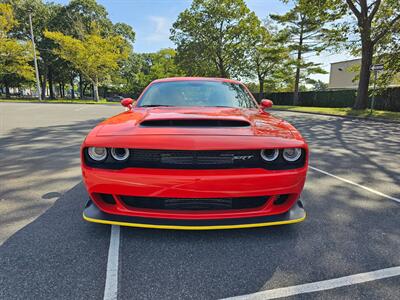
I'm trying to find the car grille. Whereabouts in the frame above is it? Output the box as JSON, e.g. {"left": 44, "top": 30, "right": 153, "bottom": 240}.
{"left": 129, "top": 149, "right": 260, "bottom": 168}
{"left": 119, "top": 195, "right": 269, "bottom": 211}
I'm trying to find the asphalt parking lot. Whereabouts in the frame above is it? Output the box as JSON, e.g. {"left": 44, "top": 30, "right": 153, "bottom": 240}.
{"left": 0, "top": 102, "right": 399, "bottom": 300}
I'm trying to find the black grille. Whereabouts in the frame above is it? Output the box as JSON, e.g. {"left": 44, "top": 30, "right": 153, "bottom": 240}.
{"left": 119, "top": 195, "right": 269, "bottom": 211}
{"left": 84, "top": 148, "right": 306, "bottom": 170}
{"left": 140, "top": 119, "right": 250, "bottom": 127}
{"left": 130, "top": 149, "right": 257, "bottom": 168}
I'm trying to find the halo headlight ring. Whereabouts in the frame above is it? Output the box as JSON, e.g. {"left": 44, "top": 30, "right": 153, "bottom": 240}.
{"left": 283, "top": 148, "right": 302, "bottom": 162}
{"left": 88, "top": 147, "right": 107, "bottom": 161}
{"left": 260, "top": 149, "right": 279, "bottom": 162}
{"left": 111, "top": 148, "right": 130, "bottom": 161}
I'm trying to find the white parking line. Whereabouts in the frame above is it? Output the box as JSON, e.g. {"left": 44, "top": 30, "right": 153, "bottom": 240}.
{"left": 74, "top": 106, "right": 87, "bottom": 111}
{"left": 310, "top": 166, "right": 400, "bottom": 204}
{"left": 103, "top": 225, "right": 120, "bottom": 300}
{"left": 223, "top": 266, "right": 400, "bottom": 300}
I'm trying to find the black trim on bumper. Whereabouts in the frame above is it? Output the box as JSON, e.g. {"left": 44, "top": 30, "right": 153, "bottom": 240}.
{"left": 83, "top": 199, "right": 306, "bottom": 230}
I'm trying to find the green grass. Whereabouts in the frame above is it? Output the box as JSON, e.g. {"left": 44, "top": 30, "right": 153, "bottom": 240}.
{"left": 272, "top": 105, "right": 400, "bottom": 121}
{"left": 0, "top": 98, "right": 118, "bottom": 104}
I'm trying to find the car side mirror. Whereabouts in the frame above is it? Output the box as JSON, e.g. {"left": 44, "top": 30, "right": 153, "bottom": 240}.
{"left": 260, "top": 99, "right": 273, "bottom": 110}
{"left": 121, "top": 98, "right": 135, "bottom": 109}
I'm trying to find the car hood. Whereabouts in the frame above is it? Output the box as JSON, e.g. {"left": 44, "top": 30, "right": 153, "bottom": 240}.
{"left": 96, "top": 107, "right": 295, "bottom": 138}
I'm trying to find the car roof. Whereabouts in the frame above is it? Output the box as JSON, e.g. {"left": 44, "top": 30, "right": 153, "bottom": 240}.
{"left": 151, "top": 77, "right": 243, "bottom": 85}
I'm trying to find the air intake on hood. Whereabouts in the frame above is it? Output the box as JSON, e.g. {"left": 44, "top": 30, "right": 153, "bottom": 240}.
{"left": 140, "top": 119, "right": 250, "bottom": 127}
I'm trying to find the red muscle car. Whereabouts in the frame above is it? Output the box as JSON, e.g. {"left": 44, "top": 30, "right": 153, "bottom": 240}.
{"left": 81, "top": 77, "right": 308, "bottom": 229}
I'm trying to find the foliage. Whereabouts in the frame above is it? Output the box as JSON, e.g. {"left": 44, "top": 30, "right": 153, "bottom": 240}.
{"left": 308, "top": 79, "right": 329, "bottom": 91}
{"left": 246, "top": 20, "right": 293, "bottom": 97}
{"left": 271, "top": 0, "right": 344, "bottom": 104}
{"left": 343, "top": 0, "right": 400, "bottom": 109}
{"left": 0, "top": 3, "right": 34, "bottom": 95}
{"left": 45, "top": 28, "right": 129, "bottom": 101}
{"left": 115, "top": 49, "right": 185, "bottom": 98}
{"left": 171, "top": 0, "right": 260, "bottom": 78}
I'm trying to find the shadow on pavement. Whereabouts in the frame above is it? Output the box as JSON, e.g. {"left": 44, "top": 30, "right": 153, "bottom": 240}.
{"left": 0, "top": 183, "right": 110, "bottom": 300}
{"left": 0, "top": 118, "right": 104, "bottom": 244}
{"left": 273, "top": 112, "right": 400, "bottom": 198}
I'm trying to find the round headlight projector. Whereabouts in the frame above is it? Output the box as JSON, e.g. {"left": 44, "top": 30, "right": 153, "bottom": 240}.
{"left": 88, "top": 147, "right": 107, "bottom": 161}
{"left": 111, "top": 148, "right": 130, "bottom": 161}
{"left": 260, "top": 149, "right": 279, "bottom": 161}
{"left": 283, "top": 148, "right": 302, "bottom": 162}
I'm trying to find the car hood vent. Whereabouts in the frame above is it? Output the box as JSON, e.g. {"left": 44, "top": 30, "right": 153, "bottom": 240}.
{"left": 140, "top": 119, "right": 251, "bottom": 127}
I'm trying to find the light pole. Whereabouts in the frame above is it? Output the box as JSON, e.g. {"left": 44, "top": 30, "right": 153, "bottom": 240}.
{"left": 370, "top": 64, "right": 384, "bottom": 113}
{"left": 28, "top": 12, "right": 42, "bottom": 101}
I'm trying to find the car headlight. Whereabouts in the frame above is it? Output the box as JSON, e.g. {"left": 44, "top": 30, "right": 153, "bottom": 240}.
{"left": 111, "top": 148, "right": 130, "bottom": 161}
{"left": 260, "top": 149, "right": 279, "bottom": 162}
{"left": 88, "top": 147, "right": 107, "bottom": 161}
{"left": 283, "top": 148, "right": 302, "bottom": 162}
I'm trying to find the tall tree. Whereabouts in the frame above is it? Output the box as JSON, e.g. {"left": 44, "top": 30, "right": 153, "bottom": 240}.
{"left": 247, "top": 22, "right": 292, "bottom": 99}
{"left": 0, "top": 3, "right": 34, "bottom": 97}
{"left": 171, "top": 0, "right": 260, "bottom": 78}
{"left": 45, "top": 27, "right": 129, "bottom": 101}
{"left": 271, "top": 0, "right": 343, "bottom": 105}
{"left": 344, "top": 0, "right": 400, "bottom": 109}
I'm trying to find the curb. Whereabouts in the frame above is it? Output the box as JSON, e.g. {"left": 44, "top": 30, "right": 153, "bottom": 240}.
{"left": 271, "top": 109, "right": 400, "bottom": 124}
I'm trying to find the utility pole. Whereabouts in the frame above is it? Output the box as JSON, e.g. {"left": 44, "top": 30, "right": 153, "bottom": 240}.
{"left": 370, "top": 64, "right": 384, "bottom": 113}
{"left": 29, "top": 12, "right": 42, "bottom": 101}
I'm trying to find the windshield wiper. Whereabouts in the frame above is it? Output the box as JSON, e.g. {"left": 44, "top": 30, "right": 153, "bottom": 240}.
{"left": 140, "top": 104, "right": 175, "bottom": 107}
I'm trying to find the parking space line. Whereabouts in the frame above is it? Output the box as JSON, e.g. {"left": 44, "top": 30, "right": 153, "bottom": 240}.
{"left": 223, "top": 266, "right": 400, "bottom": 300}
{"left": 103, "top": 225, "right": 120, "bottom": 300}
{"left": 310, "top": 166, "right": 400, "bottom": 204}
{"left": 74, "top": 106, "right": 87, "bottom": 111}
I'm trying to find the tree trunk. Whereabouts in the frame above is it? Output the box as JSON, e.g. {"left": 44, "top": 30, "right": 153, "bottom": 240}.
{"left": 93, "top": 79, "right": 100, "bottom": 102}
{"left": 41, "top": 65, "right": 47, "bottom": 100}
{"left": 71, "top": 78, "right": 75, "bottom": 99}
{"left": 79, "top": 74, "right": 84, "bottom": 99}
{"left": 5, "top": 83, "right": 10, "bottom": 98}
{"left": 59, "top": 84, "right": 63, "bottom": 98}
{"left": 293, "top": 64, "right": 301, "bottom": 105}
{"left": 293, "top": 23, "right": 304, "bottom": 106}
{"left": 354, "top": 41, "right": 373, "bottom": 109}
{"left": 258, "top": 77, "right": 264, "bottom": 101}
{"left": 48, "top": 68, "right": 55, "bottom": 99}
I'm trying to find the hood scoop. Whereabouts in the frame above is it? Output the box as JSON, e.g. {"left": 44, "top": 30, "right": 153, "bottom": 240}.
{"left": 140, "top": 119, "right": 251, "bottom": 128}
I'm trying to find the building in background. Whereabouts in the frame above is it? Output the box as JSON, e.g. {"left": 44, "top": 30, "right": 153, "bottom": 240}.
{"left": 328, "top": 58, "right": 361, "bottom": 90}
{"left": 329, "top": 58, "right": 400, "bottom": 90}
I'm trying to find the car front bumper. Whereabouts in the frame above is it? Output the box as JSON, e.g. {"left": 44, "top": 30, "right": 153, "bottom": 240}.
{"left": 83, "top": 199, "right": 306, "bottom": 230}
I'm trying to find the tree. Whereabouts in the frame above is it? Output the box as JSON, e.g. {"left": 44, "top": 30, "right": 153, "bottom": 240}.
{"left": 0, "top": 3, "right": 34, "bottom": 97}
{"left": 375, "top": 28, "right": 400, "bottom": 88}
{"left": 309, "top": 79, "right": 328, "bottom": 91}
{"left": 246, "top": 21, "right": 292, "bottom": 99}
{"left": 117, "top": 49, "right": 185, "bottom": 97}
{"left": 171, "top": 0, "right": 260, "bottom": 78}
{"left": 344, "top": 0, "right": 400, "bottom": 109}
{"left": 271, "top": 0, "right": 343, "bottom": 105}
{"left": 45, "top": 28, "right": 129, "bottom": 101}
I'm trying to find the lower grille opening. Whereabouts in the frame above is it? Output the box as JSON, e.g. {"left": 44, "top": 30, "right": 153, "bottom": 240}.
{"left": 119, "top": 196, "right": 269, "bottom": 211}
{"left": 273, "top": 194, "right": 289, "bottom": 205}
{"left": 98, "top": 193, "right": 116, "bottom": 204}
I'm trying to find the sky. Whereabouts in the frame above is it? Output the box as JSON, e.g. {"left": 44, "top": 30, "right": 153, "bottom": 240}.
{"left": 51, "top": 0, "right": 355, "bottom": 83}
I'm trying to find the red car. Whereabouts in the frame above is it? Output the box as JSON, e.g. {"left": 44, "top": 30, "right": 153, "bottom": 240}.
{"left": 81, "top": 77, "right": 308, "bottom": 230}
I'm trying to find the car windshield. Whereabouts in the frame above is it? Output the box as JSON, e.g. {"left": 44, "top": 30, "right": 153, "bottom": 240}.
{"left": 137, "top": 80, "right": 257, "bottom": 108}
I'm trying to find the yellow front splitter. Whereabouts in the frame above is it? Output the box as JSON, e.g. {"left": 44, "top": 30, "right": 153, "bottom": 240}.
{"left": 83, "top": 200, "right": 306, "bottom": 230}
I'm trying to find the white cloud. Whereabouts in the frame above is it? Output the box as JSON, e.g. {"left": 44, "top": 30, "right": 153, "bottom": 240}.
{"left": 146, "top": 16, "right": 171, "bottom": 42}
